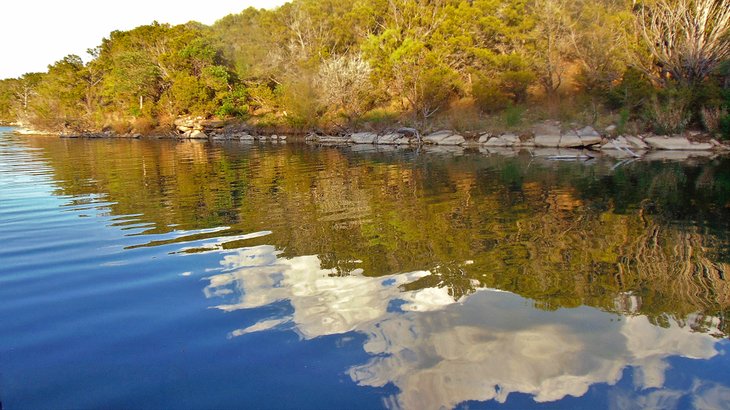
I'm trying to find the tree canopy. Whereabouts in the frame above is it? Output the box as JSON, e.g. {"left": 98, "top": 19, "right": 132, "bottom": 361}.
{"left": 0, "top": 0, "right": 728, "bottom": 135}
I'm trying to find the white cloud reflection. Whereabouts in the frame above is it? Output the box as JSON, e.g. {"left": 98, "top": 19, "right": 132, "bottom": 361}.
{"left": 204, "top": 246, "right": 724, "bottom": 409}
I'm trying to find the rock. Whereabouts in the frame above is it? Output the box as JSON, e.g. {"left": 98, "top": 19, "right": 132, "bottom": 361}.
{"left": 477, "top": 133, "right": 492, "bottom": 143}
{"left": 483, "top": 136, "right": 511, "bottom": 147}
{"left": 558, "top": 135, "right": 583, "bottom": 148}
{"left": 177, "top": 125, "right": 192, "bottom": 133}
{"left": 438, "top": 134, "right": 466, "bottom": 145}
{"left": 534, "top": 135, "right": 562, "bottom": 147}
{"left": 237, "top": 134, "right": 255, "bottom": 141}
{"left": 350, "top": 132, "right": 377, "bottom": 144}
{"left": 644, "top": 136, "right": 713, "bottom": 150}
{"left": 576, "top": 126, "right": 600, "bottom": 138}
{"left": 625, "top": 136, "right": 649, "bottom": 150}
{"left": 315, "top": 135, "right": 350, "bottom": 144}
{"left": 579, "top": 135, "right": 602, "bottom": 146}
{"left": 422, "top": 130, "right": 454, "bottom": 144}
{"left": 174, "top": 117, "right": 195, "bottom": 128}
{"left": 605, "top": 125, "right": 617, "bottom": 133}
{"left": 600, "top": 136, "right": 629, "bottom": 150}
{"left": 484, "top": 134, "right": 520, "bottom": 147}
{"left": 396, "top": 127, "right": 419, "bottom": 138}
{"left": 199, "top": 119, "right": 226, "bottom": 129}
{"left": 189, "top": 130, "right": 207, "bottom": 139}
{"left": 377, "top": 133, "right": 401, "bottom": 144}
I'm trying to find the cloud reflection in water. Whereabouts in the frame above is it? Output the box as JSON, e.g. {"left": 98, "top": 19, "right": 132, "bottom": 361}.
{"left": 204, "top": 245, "right": 723, "bottom": 409}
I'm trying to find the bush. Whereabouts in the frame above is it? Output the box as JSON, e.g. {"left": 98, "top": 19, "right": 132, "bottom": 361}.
{"left": 701, "top": 106, "right": 729, "bottom": 135}
{"left": 473, "top": 76, "right": 510, "bottom": 113}
{"left": 646, "top": 95, "right": 691, "bottom": 135}
{"left": 499, "top": 70, "right": 536, "bottom": 103}
{"left": 504, "top": 106, "right": 525, "bottom": 128}
{"left": 719, "top": 115, "right": 730, "bottom": 140}
{"left": 132, "top": 116, "right": 156, "bottom": 134}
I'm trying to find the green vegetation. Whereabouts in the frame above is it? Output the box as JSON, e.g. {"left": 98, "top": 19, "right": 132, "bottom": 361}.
{"left": 0, "top": 0, "right": 729, "bottom": 135}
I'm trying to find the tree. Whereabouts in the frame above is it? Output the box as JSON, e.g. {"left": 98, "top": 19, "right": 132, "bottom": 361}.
{"left": 638, "top": 0, "right": 730, "bottom": 86}
{"left": 316, "top": 54, "right": 374, "bottom": 122}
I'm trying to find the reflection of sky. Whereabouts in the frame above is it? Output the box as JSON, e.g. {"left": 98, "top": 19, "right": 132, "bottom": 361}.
{"left": 204, "top": 246, "right": 725, "bottom": 409}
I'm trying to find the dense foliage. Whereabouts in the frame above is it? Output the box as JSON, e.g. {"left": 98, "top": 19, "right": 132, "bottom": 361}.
{"left": 1, "top": 0, "right": 728, "bottom": 135}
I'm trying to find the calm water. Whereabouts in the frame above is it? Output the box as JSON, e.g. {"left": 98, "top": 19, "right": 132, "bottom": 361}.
{"left": 2, "top": 126, "right": 730, "bottom": 409}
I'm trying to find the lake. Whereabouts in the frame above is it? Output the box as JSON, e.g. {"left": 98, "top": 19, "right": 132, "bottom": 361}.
{"left": 1, "top": 126, "right": 730, "bottom": 409}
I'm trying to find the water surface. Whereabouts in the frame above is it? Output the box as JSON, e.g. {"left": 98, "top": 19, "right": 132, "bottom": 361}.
{"left": 1, "top": 127, "right": 730, "bottom": 409}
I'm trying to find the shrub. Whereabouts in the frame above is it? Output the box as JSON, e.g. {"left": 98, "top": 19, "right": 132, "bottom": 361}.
{"left": 719, "top": 115, "right": 730, "bottom": 140}
{"left": 646, "top": 95, "right": 691, "bottom": 135}
{"left": 701, "top": 106, "right": 729, "bottom": 135}
{"left": 473, "top": 76, "right": 510, "bottom": 113}
{"left": 504, "top": 106, "right": 525, "bottom": 128}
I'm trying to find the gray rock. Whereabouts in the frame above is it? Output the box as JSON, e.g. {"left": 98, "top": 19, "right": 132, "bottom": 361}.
{"left": 377, "top": 133, "right": 401, "bottom": 144}
{"left": 576, "top": 126, "right": 600, "bottom": 138}
{"left": 558, "top": 135, "right": 583, "bottom": 148}
{"left": 483, "top": 136, "right": 512, "bottom": 147}
{"left": 644, "top": 136, "right": 713, "bottom": 150}
{"left": 189, "top": 130, "right": 207, "bottom": 139}
{"left": 438, "top": 134, "right": 466, "bottom": 145}
{"left": 477, "top": 133, "right": 492, "bottom": 143}
{"left": 484, "top": 134, "right": 521, "bottom": 147}
{"left": 316, "top": 136, "right": 350, "bottom": 144}
{"left": 350, "top": 132, "right": 377, "bottom": 144}
{"left": 605, "top": 125, "right": 617, "bottom": 133}
{"left": 625, "top": 136, "right": 649, "bottom": 150}
{"left": 534, "top": 135, "right": 562, "bottom": 147}
{"left": 422, "top": 130, "right": 454, "bottom": 144}
{"left": 600, "top": 136, "right": 629, "bottom": 150}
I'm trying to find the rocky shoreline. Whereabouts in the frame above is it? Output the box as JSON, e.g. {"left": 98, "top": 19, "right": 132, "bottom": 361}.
{"left": 16, "top": 116, "right": 730, "bottom": 160}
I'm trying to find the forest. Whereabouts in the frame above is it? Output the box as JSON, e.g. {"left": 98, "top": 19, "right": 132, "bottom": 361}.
{"left": 0, "top": 0, "right": 729, "bottom": 138}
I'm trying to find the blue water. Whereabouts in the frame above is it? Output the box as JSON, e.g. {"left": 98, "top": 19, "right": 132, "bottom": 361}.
{"left": 1, "top": 127, "right": 729, "bottom": 409}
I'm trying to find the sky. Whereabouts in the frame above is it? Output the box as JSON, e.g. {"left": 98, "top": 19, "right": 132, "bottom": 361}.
{"left": 0, "top": 0, "right": 289, "bottom": 79}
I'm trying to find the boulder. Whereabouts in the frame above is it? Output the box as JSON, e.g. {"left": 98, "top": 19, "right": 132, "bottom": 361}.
{"left": 576, "top": 126, "right": 600, "bottom": 138}
{"left": 422, "top": 130, "right": 454, "bottom": 144}
{"left": 396, "top": 127, "right": 419, "bottom": 138}
{"left": 438, "top": 134, "right": 466, "bottom": 145}
{"left": 644, "top": 136, "right": 713, "bottom": 150}
{"left": 477, "top": 133, "right": 493, "bottom": 143}
{"left": 174, "top": 117, "right": 195, "bottom": 128}
{"left": 600, "top": 136, "right": 630, "bottom": 150}
{"left": 350, "top": 132, "right": 377, "bottom": 144}
{"left": 534, "top": 135, "right": 562, "bottom": 147}
{"left": 199, "top": 119, "right": 226, "bottom": 129}
{"left": 377, "top": 133, "right": 401, "bottom": 144}
{"left": 315, "top": 135, "right": 349, "bottom": 144}
{"left": 558, "top": 135, "right": 583, "bottom": 148}
{"left": 189, "top": 130, "right": 207, "bottom": 139}
{"left": 484, "top": 134, "right": 520, "bottom": 147}
{"left": 625, "top": 136, "right": 649, "bottom": 150}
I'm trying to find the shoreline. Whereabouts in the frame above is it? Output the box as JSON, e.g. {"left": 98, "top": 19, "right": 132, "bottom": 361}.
{"left": 10, "top": 123, "right": 730, "bottom": 162}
